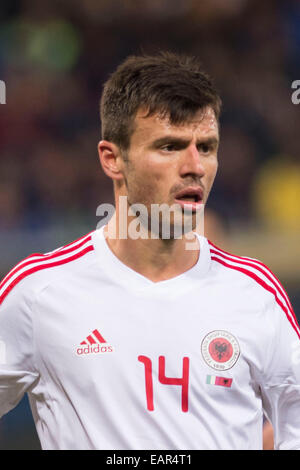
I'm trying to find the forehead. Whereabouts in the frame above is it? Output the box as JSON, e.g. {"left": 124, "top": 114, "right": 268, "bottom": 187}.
{"left": 131, "top": 107, "right": 219, "bottom": 146}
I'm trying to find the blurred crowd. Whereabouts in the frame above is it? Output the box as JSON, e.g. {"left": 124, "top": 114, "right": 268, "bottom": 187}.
{"left": 0, "top": 0, "right": 299, "bottom": 236}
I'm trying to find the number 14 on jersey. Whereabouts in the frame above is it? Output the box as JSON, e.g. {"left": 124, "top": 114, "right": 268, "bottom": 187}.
{"left": 138, "top": 355, "right": 190, "bottom": 412}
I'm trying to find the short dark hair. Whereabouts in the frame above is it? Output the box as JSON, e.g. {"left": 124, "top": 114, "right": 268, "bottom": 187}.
{"left": 100, "top": 51, "right": 222, "bottom": 151}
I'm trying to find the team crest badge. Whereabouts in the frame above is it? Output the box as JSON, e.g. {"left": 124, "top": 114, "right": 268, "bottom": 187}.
{"left": 201, "top": 330, "right": 240, "bottom": 370}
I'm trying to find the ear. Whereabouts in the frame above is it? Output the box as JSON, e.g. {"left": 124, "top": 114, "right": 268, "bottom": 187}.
{"left": 98, "top": 140, "right": 125, "bottom": 181}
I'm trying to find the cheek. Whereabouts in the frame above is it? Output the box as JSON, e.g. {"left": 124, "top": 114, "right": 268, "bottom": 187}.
{"left": 202, "top": 160, "right": 218, "bottom": 196}
{"left": 126, "top": 165, "right": 160, "bottom": 203}
{"left": 206, "top": 159, "right": 218, "bottom": 181}
{"left": 130, "top": 158, "right": 169, "bottom": 190}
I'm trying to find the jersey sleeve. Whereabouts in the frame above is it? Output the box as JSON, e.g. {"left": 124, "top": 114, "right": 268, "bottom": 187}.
{"left": 0, "top": 281, "right": 39, "bottom": 418}
{"left": 259, "top": 299, "right": 300, "bottom": 450}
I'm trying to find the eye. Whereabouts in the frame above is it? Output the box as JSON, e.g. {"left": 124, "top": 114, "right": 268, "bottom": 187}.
{"left": 161, "top": 144, "right": 177, "bottom": 152}
{"left": 198, "top": 143, "right": 210, "bottom": 154}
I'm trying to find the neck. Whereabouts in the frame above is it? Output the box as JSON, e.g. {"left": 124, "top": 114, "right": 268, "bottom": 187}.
{"left": 103, "top": 212, "right": 200, "bottom": 283}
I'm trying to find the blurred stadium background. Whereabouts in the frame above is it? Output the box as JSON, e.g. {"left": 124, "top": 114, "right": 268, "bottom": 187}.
{"left": 0, "top": 0, "right": 299, "bottom": 450}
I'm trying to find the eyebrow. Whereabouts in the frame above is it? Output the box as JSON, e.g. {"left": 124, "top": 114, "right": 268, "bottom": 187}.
{"left": 150, "top": 135, "right": 219, "bottom": 148}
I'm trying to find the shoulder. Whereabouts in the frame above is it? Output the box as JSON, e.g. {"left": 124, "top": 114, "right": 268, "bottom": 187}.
{"left": 208, "top": 239, "right": 282, "bottom": 293}
{"left": 208, "top": 239, "right": 300, "bottom": 340}
{"left": 0, "top": 231, "right": 96, "bottom": 307}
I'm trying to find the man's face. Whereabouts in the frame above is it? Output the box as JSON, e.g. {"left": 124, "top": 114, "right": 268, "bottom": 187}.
{"left": 120, "top": 106, "right": 219, "bottom": 234}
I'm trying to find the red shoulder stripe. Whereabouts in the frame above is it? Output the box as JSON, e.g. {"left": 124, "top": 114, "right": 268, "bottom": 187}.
{"left": 210, "top": 248, "right": 294, "bottom": 316}
{"left": 209, "top": 239, "right": 298, "bottom": 332}
{"left": 208, "top": 240, "right": 293, "bottom": 311}
{"left": 51, "top": 231, "right": 94, "bottom": 252}
{"left": 211, "top": 255, "right": 300, "bottom": 340}
{"left": 0, "top": 235, "right": 92, "bottom": 292}
{"left": 0, "top": 244, "right": 94, "bottom": 306}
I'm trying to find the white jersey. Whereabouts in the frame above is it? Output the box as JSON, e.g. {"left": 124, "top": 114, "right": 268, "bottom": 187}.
{"left": 0, "top": 228, "right": 299, "bottom": 450}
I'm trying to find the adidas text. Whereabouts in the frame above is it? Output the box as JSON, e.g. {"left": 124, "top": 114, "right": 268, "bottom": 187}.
{"left": 76, "top": 344, "right": 114, "bottom": 355}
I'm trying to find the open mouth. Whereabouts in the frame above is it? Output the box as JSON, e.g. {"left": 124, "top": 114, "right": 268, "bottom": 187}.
{"left": 174, "top": 187, "right": 204, "bottom": 211}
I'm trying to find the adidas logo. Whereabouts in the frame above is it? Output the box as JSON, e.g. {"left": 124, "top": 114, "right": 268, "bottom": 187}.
{"left": 76, "top": 329, "right": 114, "bottom": 356}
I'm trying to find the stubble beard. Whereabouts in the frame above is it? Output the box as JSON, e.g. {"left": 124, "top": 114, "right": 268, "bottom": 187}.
{"left": 121, "top": 160, "right": 203, "bottom": 241}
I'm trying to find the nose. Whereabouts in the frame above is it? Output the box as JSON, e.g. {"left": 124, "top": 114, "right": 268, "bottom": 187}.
{"left": 179, "top": 143, "right": 205, "bottom": 179}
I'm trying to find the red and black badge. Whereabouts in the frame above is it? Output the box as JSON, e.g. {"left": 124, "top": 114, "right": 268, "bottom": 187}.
{"left": 201, "top": 330, "right": 240, "bottom": 370}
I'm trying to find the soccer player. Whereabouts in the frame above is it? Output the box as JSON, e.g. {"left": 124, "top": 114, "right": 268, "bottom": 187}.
{"left": 0, "top": 52, "right": 299, "bottom": 450}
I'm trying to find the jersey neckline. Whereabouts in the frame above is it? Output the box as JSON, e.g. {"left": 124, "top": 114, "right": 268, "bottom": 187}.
{"left": 92, "top": 226, "right": 211, "bottom": 293}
